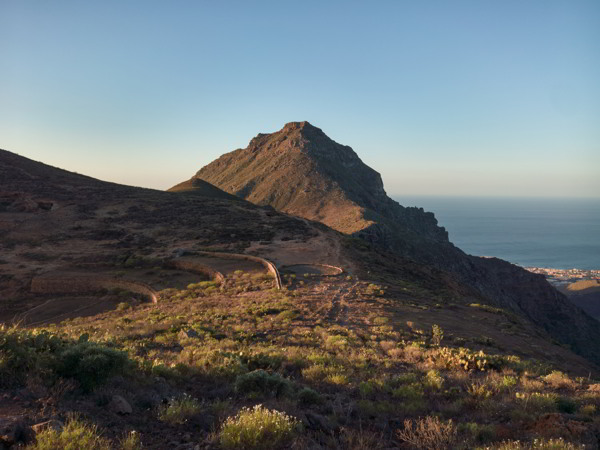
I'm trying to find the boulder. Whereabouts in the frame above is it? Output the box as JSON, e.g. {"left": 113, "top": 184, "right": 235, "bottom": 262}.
{"left": 108, "top": 395, "right": 132, "bottom": 415}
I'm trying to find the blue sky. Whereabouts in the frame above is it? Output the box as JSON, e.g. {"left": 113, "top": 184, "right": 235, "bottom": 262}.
{"left": 1, "top": 1, "right": 599, "bottom": 197}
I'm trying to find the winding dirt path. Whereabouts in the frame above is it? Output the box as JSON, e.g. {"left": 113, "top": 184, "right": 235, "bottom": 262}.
{"left": 327, "top": 281, "right": 359, "bottom": 325}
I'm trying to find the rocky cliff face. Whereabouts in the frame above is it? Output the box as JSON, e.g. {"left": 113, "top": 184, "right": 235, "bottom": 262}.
{"left": 173, "top": 122, "right": 600, "bottom": 366}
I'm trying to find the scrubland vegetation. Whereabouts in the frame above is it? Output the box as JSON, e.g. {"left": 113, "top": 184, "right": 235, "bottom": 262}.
{"left": 2, "top": 271, "right": 599, "bottom": 449}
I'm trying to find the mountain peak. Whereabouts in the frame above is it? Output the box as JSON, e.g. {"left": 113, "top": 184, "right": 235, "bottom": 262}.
{"left": 171, "top": 122, "right": 447, "bottom": 242}
{"left": 281, "top": 120, "right": 319, "bottom": 133}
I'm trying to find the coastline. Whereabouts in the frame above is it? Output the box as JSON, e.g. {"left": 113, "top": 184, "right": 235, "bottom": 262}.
{"left": 524, "top": 267, "right": 600, "bottom": 286}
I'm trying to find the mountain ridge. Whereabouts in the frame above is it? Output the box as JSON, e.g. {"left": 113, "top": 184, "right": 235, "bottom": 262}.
{"left": 172, "top": 122, "right": 600, "bottom": 365}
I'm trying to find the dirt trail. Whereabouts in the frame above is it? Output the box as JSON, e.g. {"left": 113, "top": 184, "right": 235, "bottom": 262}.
{"left": 327, "top": 281, "right": 359, "bottom": 325}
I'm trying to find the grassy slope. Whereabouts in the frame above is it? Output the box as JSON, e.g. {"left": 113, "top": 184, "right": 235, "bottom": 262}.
{"left": 2, "top": 148, "right": 600, "bottom": 448}
{"left": 3, "top": 269, "right": 600, "bottom": 449}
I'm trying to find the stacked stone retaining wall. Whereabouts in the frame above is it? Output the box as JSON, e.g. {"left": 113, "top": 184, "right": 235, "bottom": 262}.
{"left": 168, "top": 259, "right": 225, "bottom": 285}
{"left": 30, "top": 276, "right": 158, "bottom": 303}
{"left": 280, "top": 263, "right": 344, "bottom": 277}
{"left": 195, "top": 251, "right": 282, "bottom": 289}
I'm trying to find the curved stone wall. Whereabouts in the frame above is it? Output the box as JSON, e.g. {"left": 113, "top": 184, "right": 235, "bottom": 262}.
{"left": 30, "top": 276, "right": 158, "bottom": 303}
{"left": 280, "top": 263, "right": 344, "bottom": 277}
{"left": 167, "top": 259, "right": 225, "bottom": 285}
{"left": 195, "top": 251, "right": 283, "bottom": 289}
{"left": 28, "top": 251, "right": 283, "bottom": 309}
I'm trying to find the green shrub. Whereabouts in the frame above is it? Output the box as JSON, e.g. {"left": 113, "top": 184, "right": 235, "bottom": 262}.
{"left": 0, "top": 327, "right": 130, "bottom": 391}
{"left": 158, "top": 394, "right": 202, "bottom": 424}
{"left": 391, "top": 383, "right": 424, "bottom": 400}
{"left": 502, "top": 375, "right": 518, "bottom": 390}
{"left": 359, "top": 380, "right": 376, "bottom": 399}
{"left": 0, "top": 327, "right": 61, "bottom": 387}
{"left": 26, "top": 416, "right": 111, "bottom": 450}
{"left": 240, "top": 353, "right": 283, "bottom": 371}
{"left": 515, "top": 392, "right": 557, "bottom": 414}
{"left": 386, "top": 372, "right": 419, "bottom": 387}
{"left": 425, "top": 370, "right": 444, "bottom": 390}
{"left": 556, "top": 396, "right": 578, "bottom": 414}
{"left": 56, "top": 342, "right": 130, "bottom": 391}
{"left": 119, "top": 431, "right": 143, "bottom": 450}
{"left": 219, "top": 404, "right": 299, "bottom": 450}
{"left": 234, "top": 370, "right": 293, "bottom": 398}
{"left": 459, "top": 422, "right": 496, "bottom": 444}
{"left": 187, "top": 280, "right": 217, "bottom": 290}
{"left": 116, "top": 302, "right": 131, "bottom": 311}
{"left": 297, "top": 387, "right": 322, "bottom": 405}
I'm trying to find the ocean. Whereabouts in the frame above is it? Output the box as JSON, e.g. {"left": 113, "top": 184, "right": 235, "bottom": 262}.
{"left": 393, "top": 196, "right": 600, "bottom": 271}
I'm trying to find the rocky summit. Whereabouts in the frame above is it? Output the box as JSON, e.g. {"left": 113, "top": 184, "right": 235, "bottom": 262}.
{"left": 172, "top": 121, "right": 446, "bottom": 243}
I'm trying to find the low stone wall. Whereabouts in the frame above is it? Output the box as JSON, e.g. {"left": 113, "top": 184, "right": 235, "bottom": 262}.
{"left": 30, "top": 276, "right": 158, "bottom": 303}
{"left": 195, "top": 251, "right": 283, "bottom": 289}
{"left": 29, "top": 252, "right": 283, "bottom": 306}
{"left": 168, "top": 259, "right": 225, "bottom": 285}
{"left": 280, "top": 263, "right": 344, "bottom": 277}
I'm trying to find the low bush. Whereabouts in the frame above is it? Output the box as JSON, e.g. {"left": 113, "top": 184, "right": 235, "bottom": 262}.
{"left": 219, "top": 404, "right": 299, "bottom": 449}
{"left": 425, "top": 370, "right": 444, "bottom": 390}
{"left": 0, "top": 327, "right": 130, "bottom": 391}
{"left": 431, "top": 324, "right": 444, "bottom": 346}
{"left": 26, "top": 416, "right": 111, "bottom": 450}
{"left": 556, "top": 396, "right": 578, "bottom": 414}
{"left": 240, "top": 352, "right": 283, "bottom": 371}
{"left": 515, "top": 392, "right": 558, "bottom": 414}
{"left": 580, "top": 404, "right": 596, "bottom": 416}
{"left": 397, "top": 416, "right": 457, "bottom": 450}
{"left": 158, "top": 394, "right": 202, "bottom": 424}
{"left": 56, "top": 341, "right": 130, "bottom": 391}
{"left": 234, "top": 369, "right": 293, "bottom": 398}
{"left": 119, "top": 431, "right": 143, "bottom": 450}
{"left": 543, "top": 371, "right": 575, "bottom": 390}
{"left": 459, "top": 422, "right": 496, "bottom": 444}
{"left": 297, "top": 387, "right": 322, "bottom": 405}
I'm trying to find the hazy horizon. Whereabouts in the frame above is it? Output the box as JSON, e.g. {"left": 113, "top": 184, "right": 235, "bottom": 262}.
{"left": 2, "top": 1, "right": 599, "bottom": 197}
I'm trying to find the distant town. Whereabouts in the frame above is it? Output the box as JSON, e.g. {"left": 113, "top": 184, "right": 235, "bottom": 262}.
{"left": 524, "top": 267, "right": 600, "bottom": 285}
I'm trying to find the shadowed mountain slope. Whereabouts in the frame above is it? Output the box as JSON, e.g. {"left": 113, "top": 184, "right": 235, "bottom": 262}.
{"left": 173, "top": 122, "right": 600, "bottom": 365}
{"left": 0, "top": 148, "right": 323, "bottom": 306}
